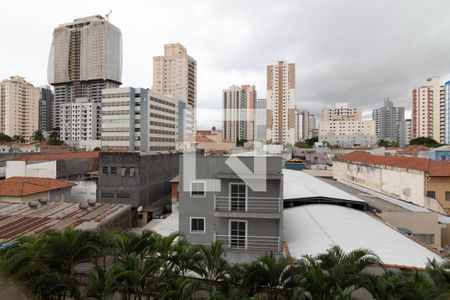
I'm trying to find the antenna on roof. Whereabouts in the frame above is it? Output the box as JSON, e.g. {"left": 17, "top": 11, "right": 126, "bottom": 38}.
{"left": 105, "top": 10, "right": 112, "bottom": 21}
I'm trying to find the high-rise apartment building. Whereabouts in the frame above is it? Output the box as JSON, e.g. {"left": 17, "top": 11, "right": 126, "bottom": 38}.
{"left": 295, "top": 109, "right": 310, "bottom": 141}
{"left": 411, "top": 77, "right": 445, "bottom": 142}
{"left": 372, "top": 98, "right": 405, "bottom": 146}
{"left": 38, "top": 85, "right": 54, "bottom": 132}
{"left": 101, "top": 87, "right": 178, "bottom": 152}
{"left": 152, "top": 43, "right": 196, "bottom": 135}
{"left": 404, "top": 119, "right": 412, "bottom": 146}
{"left": 0, "top": 76, "right": 39, "bottom": 139}
{"left": 48, "top": 15, "right": 122, "bottom": 132}
{"left": 242, "top": 85, "right": 256, "bottom": 141}
{"left": 266, "top": 61, "right": 296, "bottom": 145}
{"left": 319, "top": 103, "right": 376, "bottom": 147}
{"left": 445, "top": 81, "right": 450, "bottom": 144}
{"left": 60, "top": 98, "right": 100, "bottom": 141}
{"left": 222, "top": 85, "right": 256, "bottom": 143}
{"left": 308, "top": 114, "right": 318, "bottom": 138}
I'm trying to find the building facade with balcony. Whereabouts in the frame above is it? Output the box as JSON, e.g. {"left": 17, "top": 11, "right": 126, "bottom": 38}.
{"left": 60, "top": 98, "right": 100, "bottom": 141}
{"left": 179, "top": 154, "right": 283, "bottom": 263}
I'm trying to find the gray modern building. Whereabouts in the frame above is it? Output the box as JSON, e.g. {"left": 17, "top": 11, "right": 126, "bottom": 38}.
{"left": 38, "top": 86, "right": 54, "bottom": 132}
{"left": 47, "top": 15, "right": 122, "bottom": 131}
{"left": 372, "top": 98, "right": 405, "bottom": 146}
{"left": 179, "top": 154, "right": 283, "bottom": 263}
{"left": 97, "top": 152, "right": 179, "bottom": 225}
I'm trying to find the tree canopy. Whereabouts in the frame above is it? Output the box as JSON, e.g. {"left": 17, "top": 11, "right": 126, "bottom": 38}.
{"left": 1, "top": 228, "right": 449, "bottom": 300}
{"left": 409, "top": 137, "right": 442, "bottom": 148}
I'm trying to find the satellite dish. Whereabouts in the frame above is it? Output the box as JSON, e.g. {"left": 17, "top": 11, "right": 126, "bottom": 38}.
{"left": 137, "top": 206, "right": 143, "bottom": 212}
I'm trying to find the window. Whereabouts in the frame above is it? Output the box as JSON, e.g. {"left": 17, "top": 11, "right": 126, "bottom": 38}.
{"left": 117, "top": 193, "right": 130, "bottom": 199}
{"left": 101, "top": 193, "right": 114, "bottom": 198}
{"left": 427, "top": 191, "right": 436, "bottom": 199}
{"left": 230, "top": 183, "right": 247, "bottom": 211}
{"left": 121, "top": 168, "right": 127, "bottom": 176}
{"left": 229, "top": 220, "right": 246, "bottom": 249}
{"left": 190, "top": 181, "right": 205, "bottom": 197}
{"left": 102, "top": 166, "right": 108, "bottom": 174}
{"left": 413, "top": 233, "right": 435, "bottom": 245}
{"left": 130, "top": 168, "right": 136, "bottom": 176}
{"left": 446, "top": 192, "right": 450, "bottom": 201}
{"left": 440, "top": 155, "right": 447, "bottom": 161}
{"left": 111, "top": 167, "right": 117, "bottom": 174}
{"left": 190, "top": 217, "right": 205, "bottom": 233}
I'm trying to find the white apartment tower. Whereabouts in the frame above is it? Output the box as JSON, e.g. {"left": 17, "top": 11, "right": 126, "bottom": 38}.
{"left": 266, "top": 61, "right": 296, "bottom": 145}
{"left": 411, "top": 77, "right": 445, "bottom": 142}
{"left": 153, "top": 43, "right": 196, "bottom": 135}
{"left": 0, "top": 76, "right": 39, "bottom": 139}
{"left": 223, "top": 85, "right": 256, "bottom": 143}
{"left": 48, "top": 15, "right": 122, "bottom": 132}
{"left": 101, "top": 87, "right": 178, "bottom": 152}
{"left": 60, "top": 98, "right": 100, "bottom": 141}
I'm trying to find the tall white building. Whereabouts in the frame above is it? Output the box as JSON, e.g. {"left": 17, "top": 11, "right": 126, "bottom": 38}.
{"left": 404, "top": 119, "right": 412, "bottom": 146}
{"left": 266, "top": 61, "right": 296, "bottom": 145}
{"left": 372, "top": 98, "right": 405, "bottom": 146}
{"left": 48, "top": 15, "right": 122, "bottom": 131}
{"left": 153, "top": 43, "right": 196, "bottom": 135}
{"left": 295, "top": 109, "right": 310, "bottom": 141}
{"left": 411, "top": 77, "right": 445, "bottom": 142}
{"left": 446, "top": 81, "right": 450, "bottom": 144}
{"left": 0, "top": 76, "right": 39, "bottom": 139}
{"left": 60, "top": 98, "right": 100, "bottom": 141}
{"left": 222, "top": 85, "right": 256, "bottom": 143}
{"left": 319, "top": 103, "right": 376, "bottom": 147}
{"left": 101, "top": 87, "right": 178, "bottom": 152}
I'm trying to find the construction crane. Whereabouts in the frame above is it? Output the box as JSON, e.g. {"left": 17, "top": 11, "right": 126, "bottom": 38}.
{"left": 105, "top": 10, "right": 112, "bottom": 21}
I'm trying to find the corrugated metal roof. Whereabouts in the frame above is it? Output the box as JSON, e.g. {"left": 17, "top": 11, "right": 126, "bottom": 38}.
{"left": 283, "top": 169, "right": 365, "bottom": 203}
{"left": 284, "top": 204, "right": 442, "bottom": 268}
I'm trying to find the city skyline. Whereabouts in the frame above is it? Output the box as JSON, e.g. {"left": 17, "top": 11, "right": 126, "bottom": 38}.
{"left": 2, "top": 0, "right": 450, "bottom": 129}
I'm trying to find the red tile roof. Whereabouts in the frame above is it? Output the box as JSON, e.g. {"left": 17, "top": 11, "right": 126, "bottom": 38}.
{"left": 0, "top": 177, "right": 76, "bottom": 197}
{"left": 17, "top": 151, "right": 99, "bottom": 161}
{"left": 336, "top": 151, "right": 450, "bottom": 176}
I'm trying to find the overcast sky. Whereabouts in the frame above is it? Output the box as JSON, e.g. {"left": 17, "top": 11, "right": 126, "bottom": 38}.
{"left": 1, "top": 0, "right": 450, "bottom": 129}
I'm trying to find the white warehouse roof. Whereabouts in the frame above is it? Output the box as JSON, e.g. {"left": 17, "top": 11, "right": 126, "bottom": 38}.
{"left": 284, "top": 204, "right": 442, "bottom": 268}
{"left": 283, "top": 169, "right": 365, "bottom": 203}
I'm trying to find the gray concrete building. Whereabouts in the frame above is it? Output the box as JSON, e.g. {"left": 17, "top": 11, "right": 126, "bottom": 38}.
{"left": 179, "top": 154, "right": 283, "bottom": 263}
{"left": 38, "top": 85, "right": 54, "bottom": 132}
{"left": 255, "top": 98, "right": 267, "bottom": 143}
{"left": 48, "top": 15, "right": 122, "bottom": 131}
{"left": 98, "top": 152, "right": 179, "bottom": 225}
{"left": 372, "top": 98, "right": 405, "bottom": 146}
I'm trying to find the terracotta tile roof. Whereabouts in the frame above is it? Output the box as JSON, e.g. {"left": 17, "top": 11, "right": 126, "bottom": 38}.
{"left": 0, "top": 177, "right": 76, "bottom": 197}
{"left": 184, "top": 135, "right": 215, "bottom": 143}
{"left": 16, "top": 151, "right": 99, "bottom": 161}
{"left": 336, "top": 151, "right": 450, "bottom": 176}
{"left": 206, "top": 150, "right": 228, "bottom": 155}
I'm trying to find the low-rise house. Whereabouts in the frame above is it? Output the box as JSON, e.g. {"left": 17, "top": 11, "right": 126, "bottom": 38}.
{"left": 333, "top": 151, "right": 450, "bottom": 214}
{"left": 0, "top": 177, "right": 76, "bottom": 203}
{"left": 179, "top": 154, "right": 283, "bottom": 263}
{"left": 429, "top": 146, "right": 450, "bottom": 161}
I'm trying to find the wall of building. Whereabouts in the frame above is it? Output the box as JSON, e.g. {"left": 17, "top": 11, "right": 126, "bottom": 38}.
{"left": 6, "top": 160, "right": 57, "bottom": 178}
{"left": 380, "top": 211, "right": 444, "bottom": 250}
{"left": 427, "top": 176, "right": 450, "bottom": 213}
{"left": 333, "top": 161, "right": 426, "bottom": 207}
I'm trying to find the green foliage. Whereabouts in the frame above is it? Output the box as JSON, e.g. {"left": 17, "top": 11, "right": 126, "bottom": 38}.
{"left": 295, "top": 137, "right": 318, "bottom": 148}
{"left": 1, "top": 228, "right": 450, "bottom": 300}
{"left": 47, "top": 130, "right": 64, "bottom": 145}
{"left": 0, "top": 132, "right": 12, "bottom": 142}
{"left": 32, "top": 129, "right": 45, "bottom": 142}
{"left": 236, "top": 138, "right": 248, "bottom": 147}
{"left": 12, "top": 135, "right": 25, "bottom": 143}
{"left": 377, "top": 139, "right": 399, "bottom": 148}
{"left": 93, "top": 147, "right": 101, "bottom": 151}
{"left": 410, "top": 137, "right": 442, "bottom": 148}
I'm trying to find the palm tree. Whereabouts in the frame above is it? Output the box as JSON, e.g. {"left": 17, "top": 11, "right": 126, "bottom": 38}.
{"left": 242, "top": 252, "right": 300, "bottom": 299}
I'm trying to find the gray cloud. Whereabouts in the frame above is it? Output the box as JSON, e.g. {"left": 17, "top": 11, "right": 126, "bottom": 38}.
{"left": 1, "top": 0, "right": 449, "bottom": 128}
